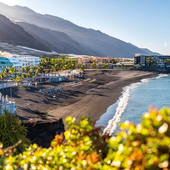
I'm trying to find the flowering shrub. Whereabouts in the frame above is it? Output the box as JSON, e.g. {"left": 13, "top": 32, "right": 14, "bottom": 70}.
{"left": 103, "top": 106, "right": 170, "bottom": 170}
{"left": 1, "top": 107, "right": 170, "bottom": 169}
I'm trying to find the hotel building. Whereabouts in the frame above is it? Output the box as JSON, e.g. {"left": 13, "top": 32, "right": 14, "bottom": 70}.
{"left": 6, "top": 55, "right": 28, "bottom": 70}
{"left": 0, "top": 57, "right": 13, "bottom": 73}
{"left": 0, "top": 53, "right": 41, "bottom": 72}
{"left": 20, "top": 55, "right": 41, "bottom": 67}
{"left": 134, "top": 54, "right": 170, "bottom": 72}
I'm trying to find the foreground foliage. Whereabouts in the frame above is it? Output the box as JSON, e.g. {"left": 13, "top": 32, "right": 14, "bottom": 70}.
{"left": 0, "top": 110, "right": 29, "bottom": 154}
{"left": 1, "top": 107, "right": 170, "bottom": 169}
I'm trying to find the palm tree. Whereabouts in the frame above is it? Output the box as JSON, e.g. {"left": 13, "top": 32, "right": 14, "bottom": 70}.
{"left": 50, "top": 65, "right": 56, "bottom": 76}
{"left": 37, "top": 66, "right": 44, "bottom": 82}
{"left": 24, "top": 66, "right": 31, "bottom": 82}
{"left": 21, "top": 73, "right": 27, "bottom": 86}
{"left": 33, "top": 68, "right": 39, "bottom": 84}
{"left": 0, "top": 72, "right": 6, "bottom": 89}
{"left": 10, "top": 66, "right": 19, "bottom": 79}
{"left": 90, "top": 63, "right": 96, "bottom": 69}
{"left": 14, "top": 76, "right": 22, "bottom": 86}
{"left": 44, "top": 57, "right": 51, "bottom": 69}
{"left": 3, "top": 67, "right": 11, "bottom": 87}
{"left": 30, "top": 65, "right": 37, "bottom": 83}
{"left": 31, "top": 65, "right": 36, "bottom": 73}
{"left": 3, "top": 67, "right": 10, "bottom": 76}
{"left": 20, "top": 67, "right": 25, "bottom": 74}
{"left": 34, "top": 70, "right": 39, "bottom": 85}
{"left": 25, "top": 66, "right": 30, "bottom": 75}
{"left": 27, "top": 71, "right": 32, "bottom": 78}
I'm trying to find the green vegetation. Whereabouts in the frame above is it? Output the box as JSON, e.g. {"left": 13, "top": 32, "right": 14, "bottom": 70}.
{"left": 0, "top": 107, "right": 170, "bottom": 169}
{"left": 0, "top": 65, "right": 40, "bottom": 83}
{"left": 40, "top": 57, "right": 82, "bottom": 71}
{"left": 0, "top": 57, "right": 84, "bottom": 85}
{"left": 90, "top": 63, "right": 97, "bottom": 69}
{"left": 0, "top": 72, "right": 6, "bottom": 85}
{"left": 0, "top": 110, "right": 29, "bottom": 154}
{"left": 101, "top": 64, "right": 109, "bottom": 69}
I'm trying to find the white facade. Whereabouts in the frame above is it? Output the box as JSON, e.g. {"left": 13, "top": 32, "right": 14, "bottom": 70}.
{"left": 6, "top": 55, "right": 28, "bottom": 70}
{"left": 5, "top": 54, "right": 41, "bottom": 69}
{"left": 20, "top": 55, "right": 41, "bottom": 67}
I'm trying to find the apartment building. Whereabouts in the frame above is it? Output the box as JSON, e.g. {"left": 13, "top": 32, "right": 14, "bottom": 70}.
{"left": 0, "top": 52, "right": 41, "bottom": 72}
{"left": 134, "top": 54, "right": 170, "bottom": 68}
{"left": 0, "top": 57, "right": 13, "bottom": 73}
{"left": 20, "top": 55, "right": 41, "bottom": 67}
{"left": 78, "top": 56, "right": 111, "bottom": 64}
{"left": 134, "top": 54, "right": 170, "bottom": 72}
{"left": 6, "top": 55, "right": 28, "bottom": 70}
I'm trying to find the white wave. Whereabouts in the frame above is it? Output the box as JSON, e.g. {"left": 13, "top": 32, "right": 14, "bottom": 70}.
{"left": 102, "top": 87, "right": 130, "bottom": 136}
{"left": 141, "top": 73, "right": 168, "bottom": 83}
{"left": 96, "top": 82, "right": 141, "bottom": 135}
{"left": 141, "top": 78, "right": 149, "bottom": 83}
{"left": 96, "top": 76, "right": 155, "bottom": 136}
{"left": 156, "top": 74, "right": 169, "bottom": 79}
{"left": 96, "top": 74, "right": 169, "bottom": 135}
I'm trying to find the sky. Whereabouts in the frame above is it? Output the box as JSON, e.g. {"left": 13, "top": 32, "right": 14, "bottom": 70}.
{"left": 0, "top": 0, "right": 170, "bottom": 55}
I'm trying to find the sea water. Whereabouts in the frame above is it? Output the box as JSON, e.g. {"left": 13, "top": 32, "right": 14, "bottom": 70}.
{"left": 96, "top": 74, "right": 170, "bottom": 135}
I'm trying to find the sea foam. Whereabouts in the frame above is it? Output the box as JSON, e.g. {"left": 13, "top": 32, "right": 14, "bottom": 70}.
{"left": 156, "top": 74, "right": 169, "bottom": 79}
{"left": 96, "top": 74, "right": 164, "bottom": 136}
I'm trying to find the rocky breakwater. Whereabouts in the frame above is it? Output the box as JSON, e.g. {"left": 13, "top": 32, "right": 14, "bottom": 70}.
{"left": 22, "top": 119, "right": 65, "bottom": 148}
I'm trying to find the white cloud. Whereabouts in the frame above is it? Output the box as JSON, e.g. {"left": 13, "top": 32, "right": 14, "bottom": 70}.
{"left": 164, "top": 43, "right": 168, "bottom": 47}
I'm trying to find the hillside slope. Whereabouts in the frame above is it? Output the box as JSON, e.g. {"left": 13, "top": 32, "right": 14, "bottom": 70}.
{"left": 0, "top": 14, "right": 51, "bottom": 52}
{"left": 17, "top": 22, "right": 92, "bottom": 55}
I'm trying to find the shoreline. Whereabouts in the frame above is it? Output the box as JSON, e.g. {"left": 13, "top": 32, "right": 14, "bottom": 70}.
{"left": 0, "top": 70, "right": 158, "bottom": 124}
{"left": 97, "top": 74, "right": 159, "bottom": 135}
{"left": 47, "top": 70, "right": 158, "bottom": 123}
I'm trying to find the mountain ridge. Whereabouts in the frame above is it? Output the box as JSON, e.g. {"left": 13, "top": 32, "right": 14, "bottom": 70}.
{"left": 0, "top": 2, "right": 159, "bottom": 57}
{"left": 0, "top": 14, "right": 51, "bottom": 52}
{"left": 17, "top": 21, "right": 95, "bottom": 55}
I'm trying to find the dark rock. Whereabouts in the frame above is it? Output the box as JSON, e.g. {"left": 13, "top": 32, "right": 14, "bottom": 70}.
{"left": 22, "top": 118, "right": 65, "bottom": 148}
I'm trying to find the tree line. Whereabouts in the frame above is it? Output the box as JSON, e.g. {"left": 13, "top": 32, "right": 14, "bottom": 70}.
{"left": 0, "top": 57, "right": 84, "bottom": 84}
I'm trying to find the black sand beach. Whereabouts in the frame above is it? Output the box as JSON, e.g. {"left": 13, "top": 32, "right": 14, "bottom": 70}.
{"left": 0, "top": 70, "right": 158, "bottom": 123}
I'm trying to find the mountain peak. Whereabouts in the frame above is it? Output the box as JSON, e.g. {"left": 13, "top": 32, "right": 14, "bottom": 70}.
{"left": 0, "top": 2, "right": 7, "bottom": 6}
{"left": 13, "top": 5, "right": 36, "bottom": 14}
{"left": 0, "top": 14, "right": 51, "bottom": 52}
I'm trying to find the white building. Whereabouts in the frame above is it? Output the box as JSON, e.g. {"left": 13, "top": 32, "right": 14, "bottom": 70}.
{"left": 6, "top": 55, "right": 28, "bottom": 70}
{"left": 0, "top": 57, "right": 13, "bottom": 73}
{"left": 20, "top": 55, "right": 41, "bottom": 67}
{"left": 0, "top": 52, "right": 41, "bottom": 69}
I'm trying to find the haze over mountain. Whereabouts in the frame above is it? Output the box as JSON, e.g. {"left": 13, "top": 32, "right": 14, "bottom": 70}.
{"left": 17, "top": 22, "right": 92, "bottom": 55}
{"left": 0, "top": 2, "right": 159, "bottom": 57}
{"left": 0, "top": 14, "right": 51, "bottom": 52}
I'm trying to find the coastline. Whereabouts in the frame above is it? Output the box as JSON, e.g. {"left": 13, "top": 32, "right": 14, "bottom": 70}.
{"left": 47, "top": 70, "right": 158, "bottom": 123}
{"left": 0, "top": 70, "right": 158, "bottom": 123}
{"left": 97, "top": 74, "right": 159, "bottom": 135}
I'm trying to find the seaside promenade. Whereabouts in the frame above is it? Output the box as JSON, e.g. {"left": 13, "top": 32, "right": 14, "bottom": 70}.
{"left": 0, "top": 69, "right": 82, "bottom": 89}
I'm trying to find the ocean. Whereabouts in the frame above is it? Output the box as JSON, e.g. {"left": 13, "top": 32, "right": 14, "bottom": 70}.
{"left": 96, "top": 74, "right": 170, "bottom": 135}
